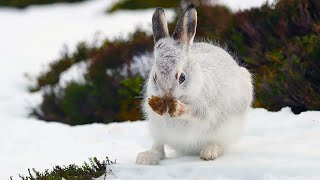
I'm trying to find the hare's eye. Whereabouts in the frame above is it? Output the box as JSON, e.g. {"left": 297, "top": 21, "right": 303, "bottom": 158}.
{"left": 179, "top": 73, "right": 186, "bottom": 84}
{"left": 153, "top": 74, "right": 157, "bottom": 83}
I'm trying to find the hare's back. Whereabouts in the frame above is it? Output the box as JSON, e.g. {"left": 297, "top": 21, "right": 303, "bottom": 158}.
{"left": 190, "top": 42, "right": 239, "bottom": 68}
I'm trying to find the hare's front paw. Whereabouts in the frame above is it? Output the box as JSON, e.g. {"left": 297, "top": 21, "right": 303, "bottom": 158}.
{"left": 168, "top": 99, "right": 188, "bottom": 117}
{"left": 136, "top": 150, "right": 164, "bottom": 165}
{"left": 200, "top": 144, "right": 223, "bottom": 160}
{"left": 148, "top": 96, "right": 167, "bottom": 116}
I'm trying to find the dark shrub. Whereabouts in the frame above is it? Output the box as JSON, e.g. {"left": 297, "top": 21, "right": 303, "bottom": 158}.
{"left": 32, "top": 30, "right": 153, "bottom": 124}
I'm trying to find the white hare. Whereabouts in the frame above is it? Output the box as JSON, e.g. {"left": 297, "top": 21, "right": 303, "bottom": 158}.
{"left": 136, "top": 5, "right": 253, "bottom": 165}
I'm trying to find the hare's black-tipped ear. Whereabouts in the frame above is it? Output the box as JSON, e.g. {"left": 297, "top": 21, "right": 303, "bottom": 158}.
{"left": 172, "top": 5, "right": 197, "bottom": 47}
{"left": 152, "top": 8, "right": 169, "bottom": 43}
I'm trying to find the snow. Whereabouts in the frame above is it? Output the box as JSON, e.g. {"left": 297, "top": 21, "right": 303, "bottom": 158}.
{"left": 2, "top": 108, "right": 319, "bottom": 179}
{"left": 59, "top": 61, "right": 89, "bottom": 87}
{"left": 0, "top": 0, "right": 318, "bottom": 179}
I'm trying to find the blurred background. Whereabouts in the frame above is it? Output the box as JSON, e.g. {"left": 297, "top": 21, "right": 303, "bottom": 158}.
{"left": 8, "top": 0, "right": 320, "bottom": 125}
{"left": 0, "top": 0, "right": 319, "bottom": 125}
{"left": 1, "top": 0, "right": 320, "bottom": 178}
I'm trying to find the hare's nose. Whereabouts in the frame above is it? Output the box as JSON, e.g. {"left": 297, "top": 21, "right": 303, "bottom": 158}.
{"left": 164, "top": 88, "right": 173, "bottom": 96}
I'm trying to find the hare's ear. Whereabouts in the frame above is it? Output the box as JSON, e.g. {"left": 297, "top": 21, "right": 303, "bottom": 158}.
{"left": 172, "top": 5, "right": 197, "bottom": 48}
{"left": 152, "top": 8, "right": 169, "bottom": 43}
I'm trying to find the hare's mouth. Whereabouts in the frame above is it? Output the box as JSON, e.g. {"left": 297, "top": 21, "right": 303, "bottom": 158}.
{"left": 162, "top": 93, "right": 173, "bottom": 104}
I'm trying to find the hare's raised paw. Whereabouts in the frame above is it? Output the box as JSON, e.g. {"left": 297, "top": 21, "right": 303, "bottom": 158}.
{"left": 148, "top": 96, "right": 167, "bottom": 115}
{"left": 136, "top": 150, "right": 163, "bottom": 165}
{"left": 200, "top": 144, "right": 223, "bottom": 160}
{"left": 168, "top": 99, "right": 188, "bottom": 117}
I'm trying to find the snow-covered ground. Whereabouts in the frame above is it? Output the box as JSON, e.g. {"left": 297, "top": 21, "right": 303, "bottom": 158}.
{"left": 2, "top": 108, "right": 319, "bottom": 179}
{"left": 109, "top": 108, "right": 320, "bottom": 180}
{"left": 1, "top": 0, "right": 319, "bottom": 179}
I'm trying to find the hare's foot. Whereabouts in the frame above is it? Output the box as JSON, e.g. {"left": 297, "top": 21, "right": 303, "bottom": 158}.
{"left": 200, "top": 144, "right": 223, "bottom": 160}
{"left": 136, "top": 144, "right": 165, "bottom": 165}
{"left": 136, "top": 151, "right": 163, "bottom": 165}
{"left": 168, "top": 99, "right": 190, "bottom": 117}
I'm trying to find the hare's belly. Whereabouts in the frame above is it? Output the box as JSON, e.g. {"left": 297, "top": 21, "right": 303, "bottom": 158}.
{"left": 165, "top": 132, "right": 206, "bottom": 154}
{"left": 155, "top": 119, "right": 214, "bottom": 154}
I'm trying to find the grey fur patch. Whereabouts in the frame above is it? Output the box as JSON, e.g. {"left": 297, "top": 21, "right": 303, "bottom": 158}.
{"left": 192, "top": 107, "right": 207, "bottom": 120}
{"left": 154, "top": 39, "right": 183, "bottom": 78}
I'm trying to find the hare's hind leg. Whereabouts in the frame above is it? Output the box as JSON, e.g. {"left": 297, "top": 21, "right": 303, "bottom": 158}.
{"left": 200, "top": 144, "right": 223, "bottom": 160}
{"left": 136, "top": 144, "right": 165, "bottom": 165}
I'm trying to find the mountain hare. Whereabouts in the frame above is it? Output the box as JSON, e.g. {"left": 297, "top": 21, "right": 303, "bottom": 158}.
{"left": 136, "top": 5, "right": 253, "bottom": 165}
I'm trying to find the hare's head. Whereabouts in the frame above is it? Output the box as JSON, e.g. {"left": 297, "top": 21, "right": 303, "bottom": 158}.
{"left": 149, "top": 5, "right": 202, "bottom": 100}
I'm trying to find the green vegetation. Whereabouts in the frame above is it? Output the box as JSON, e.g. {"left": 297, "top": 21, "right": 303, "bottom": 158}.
{"left": 31, "top": 30, "right": 152, "bottom": 125}
{"left": 30, "top": 0, "right": 320, "bottom": 125}
{"left": 17, "top": 157, "right": 115, "bottom": 180}
{"left": 0, "top": 0, "right": 86, "bottom": 8}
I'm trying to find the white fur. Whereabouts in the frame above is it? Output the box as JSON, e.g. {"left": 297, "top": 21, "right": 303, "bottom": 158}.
{"left": 136, "top": 8, "right": 253, "bottom": 165}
